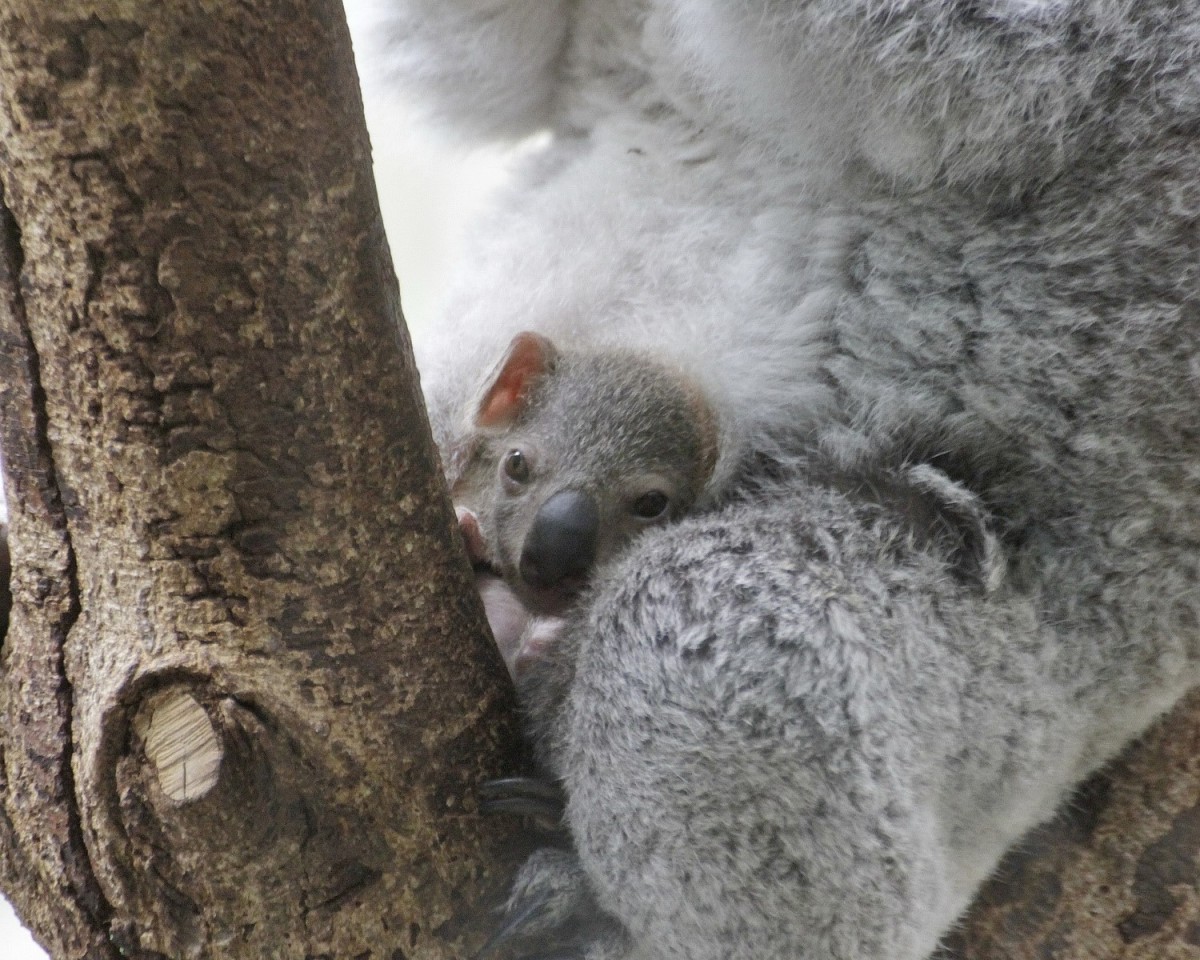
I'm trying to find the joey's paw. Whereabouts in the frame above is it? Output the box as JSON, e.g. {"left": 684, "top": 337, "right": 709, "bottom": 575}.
{"left": 475, "top": 573, "right": 534, "bottom": 676}
{"left": 457, "top": 506, "right": 490, "bottom": 564}
{"left": 479, "top": 776, "right": 566, "bottom": 826}
{"left": 479, "top": 848, "right": 630, "bottom": 960}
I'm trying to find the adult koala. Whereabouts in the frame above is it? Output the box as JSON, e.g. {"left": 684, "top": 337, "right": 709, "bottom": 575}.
{"left": 366, "top": 3, "right": 1200, "bottom": 959}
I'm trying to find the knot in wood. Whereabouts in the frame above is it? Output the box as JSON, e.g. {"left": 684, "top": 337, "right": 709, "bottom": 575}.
{"left": 142, "top": 689, "right": 223, "bottom": 803}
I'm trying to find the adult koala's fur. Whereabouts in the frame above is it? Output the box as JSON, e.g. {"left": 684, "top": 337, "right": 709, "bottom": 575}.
{"left": 366, "top": 2, "right": 1200, "bottom": 958}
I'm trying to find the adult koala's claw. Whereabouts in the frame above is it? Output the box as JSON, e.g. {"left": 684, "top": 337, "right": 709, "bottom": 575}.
{"left": 476, "top": 889, "right": 558, "bottom": 959}
{"left": 479, "top": 777, "right": 566, "bottom": 823}
{"left": 478, "top": 848, "right": 630, "bottom": 960}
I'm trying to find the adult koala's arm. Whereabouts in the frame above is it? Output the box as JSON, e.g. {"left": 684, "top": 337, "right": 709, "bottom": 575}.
{"left": 662, "top": 0, "right": 1200, "bottom": 190}
{"left": 490, "top": 474, "right": 1199, "bottom": 960}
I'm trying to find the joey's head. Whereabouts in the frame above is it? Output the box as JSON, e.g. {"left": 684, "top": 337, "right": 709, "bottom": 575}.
{"left": 451, "top": 332, "right": 718, "bottom": 616}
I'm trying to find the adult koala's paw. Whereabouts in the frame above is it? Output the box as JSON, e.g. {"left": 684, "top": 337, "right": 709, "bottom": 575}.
{"left": 480, "top": 847, "right": 630, "bottom": 960}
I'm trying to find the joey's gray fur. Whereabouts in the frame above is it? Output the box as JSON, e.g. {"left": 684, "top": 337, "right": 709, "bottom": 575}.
{"left": 448, "top": 334, "right": 718, "bottom": 677}
{"left": 363, "top": 1, "right": 1200, "bottom": 957}
{"left": 450, "top": 336, "right": 717, "bottom": 598}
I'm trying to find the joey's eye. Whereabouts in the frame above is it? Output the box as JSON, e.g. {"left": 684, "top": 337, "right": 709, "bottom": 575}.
{"left": 631, "top": 490, "right": 670, "bottom": 520}
{"left": 503, "top": 449, "right": 530, "bottom": 484}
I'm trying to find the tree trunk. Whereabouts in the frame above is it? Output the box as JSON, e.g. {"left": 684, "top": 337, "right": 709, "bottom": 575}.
{"left": 0, "top": 3, "right": 525, "bottom": 958}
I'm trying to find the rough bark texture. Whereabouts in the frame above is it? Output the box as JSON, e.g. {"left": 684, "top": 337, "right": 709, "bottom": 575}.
{"left": 0, "top": 3, "right": 526, "bottom": 958}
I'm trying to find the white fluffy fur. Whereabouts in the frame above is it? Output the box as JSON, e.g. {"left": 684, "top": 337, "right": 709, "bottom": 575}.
{"left": 366, "top": 0, "right": 1200, "bottom": 505}
{"left": 365, "top": 0, "right": 569, "bottom": 140}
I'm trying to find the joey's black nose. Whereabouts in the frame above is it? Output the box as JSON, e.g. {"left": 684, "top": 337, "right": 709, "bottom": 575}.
{"left": 520, "top": 489, "right": 600, "bottom": 589}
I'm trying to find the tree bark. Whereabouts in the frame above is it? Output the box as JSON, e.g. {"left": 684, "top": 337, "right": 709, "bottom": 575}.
{"left": 0, "top": 3, "right": 525, "bottom": 958}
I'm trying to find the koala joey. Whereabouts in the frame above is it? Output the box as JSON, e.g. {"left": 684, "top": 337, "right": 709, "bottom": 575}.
{"left": 446, "top": 331, "right": 719, "bottom": 677}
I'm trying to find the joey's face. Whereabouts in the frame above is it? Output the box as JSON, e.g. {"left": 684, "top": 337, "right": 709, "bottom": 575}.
{"left": 462, "top": 427, "right": 695, "bottom": 616}
{"left": 452, "top": 333, "right": 718, "bottom": 617}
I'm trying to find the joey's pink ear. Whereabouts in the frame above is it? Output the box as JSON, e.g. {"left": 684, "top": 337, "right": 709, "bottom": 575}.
{"left": 475, "top": 332, "right": 557, "bottom": 428}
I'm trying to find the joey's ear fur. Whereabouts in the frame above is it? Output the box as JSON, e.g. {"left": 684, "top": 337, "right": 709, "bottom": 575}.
{"left": 475, "top": 332, "right": 558, "bottom": 429}
{"left": 684, "top": 380, "right": 720, "bottom": 491}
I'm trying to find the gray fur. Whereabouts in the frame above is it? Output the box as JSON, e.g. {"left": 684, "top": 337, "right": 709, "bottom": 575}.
{"left": 450, "top": 339, "right": 719, "bottom": 676}
{"left": 513, "top": 476, "right": 1198, "bottom": 959}
{"left": 452, "top": 343, "right": 717, "bottom": 594}
{"left": 363, "top": 1, "right": 1200, "bottom": 957}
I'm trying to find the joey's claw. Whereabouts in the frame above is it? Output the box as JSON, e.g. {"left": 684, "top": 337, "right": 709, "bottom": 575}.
{"left": 480, "top": 795, "right": 565, "bottom": 819}
{"left": 481, "top": 777, "right": 565, "bottom": 804}
{"left": 479, "top": 777, "right": 566, "bottom": 822}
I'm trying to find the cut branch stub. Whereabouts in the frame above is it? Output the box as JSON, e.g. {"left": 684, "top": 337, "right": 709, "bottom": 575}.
{"left": 139, "top": 689, "right": 223, "bottom": 804}
{"left": 109, "top": 680, "right": 509, "bottom": 960}
{"left": 111, "top": 684, "right": 343, "bottom": 957}
{"left": 119, "top": 683, "right": 326, "bottom": 869}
